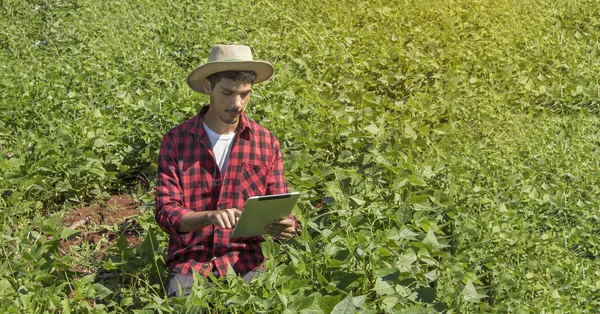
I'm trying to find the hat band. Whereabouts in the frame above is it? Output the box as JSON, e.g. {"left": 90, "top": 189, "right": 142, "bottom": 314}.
{"left": 219, "top": 58, "right": 245, "bottom": 62}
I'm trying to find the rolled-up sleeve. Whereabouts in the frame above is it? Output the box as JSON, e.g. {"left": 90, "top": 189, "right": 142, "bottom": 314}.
{"left": 155, "top": 132, "right": 193, "bottom": 234}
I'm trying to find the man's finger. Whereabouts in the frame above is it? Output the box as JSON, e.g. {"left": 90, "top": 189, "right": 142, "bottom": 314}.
{"left": 266, "top": 225, "right": 296, "bottom": 239}
{"left": 273, "top": 232, "right": 293, "bottom": 241}
{"left": 274, "top": 218, "right": 295, "bottom": 227}
{"left": 226, "top": 210, "right": 236, "bottom": 228}
{"left": 225, "top": 212, "right": 235, "bottom": 229}
{"left": 268, "top": 223, "right": 295, "bottom": 232}
{"left": 215, "top": 215, "right": 225, "bottom": 229}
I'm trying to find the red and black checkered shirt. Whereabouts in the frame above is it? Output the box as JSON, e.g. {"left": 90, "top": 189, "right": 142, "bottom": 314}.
{"left": 155, "top": 105, "right": 294, "bottom": 277}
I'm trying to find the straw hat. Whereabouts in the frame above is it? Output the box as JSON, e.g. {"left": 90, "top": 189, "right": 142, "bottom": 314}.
{"left": 187, "top": 44, "right": 274, "bottom": 94}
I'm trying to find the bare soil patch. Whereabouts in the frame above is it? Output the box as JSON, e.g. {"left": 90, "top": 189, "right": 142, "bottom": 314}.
{"left": 59, "top": 195, "right": 145, "bottom": 272}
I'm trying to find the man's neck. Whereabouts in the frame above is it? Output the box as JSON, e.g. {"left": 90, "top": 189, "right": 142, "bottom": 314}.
{"left": 204, "top": 109, "right": 239, "bottom": 135}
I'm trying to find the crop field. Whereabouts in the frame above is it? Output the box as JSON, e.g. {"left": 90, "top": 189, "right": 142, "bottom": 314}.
{"left": 2, "top": 0, "right": 600, "bottom": 312}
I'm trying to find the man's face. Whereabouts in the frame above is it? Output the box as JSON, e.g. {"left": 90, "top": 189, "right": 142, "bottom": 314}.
{"left": 204, "top": 78, "right": 252, "bottom": 126}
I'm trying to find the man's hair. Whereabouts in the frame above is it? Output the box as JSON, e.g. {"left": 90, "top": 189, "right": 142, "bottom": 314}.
{"left": 206, "top": 70, "right": 257, "bottom": 89}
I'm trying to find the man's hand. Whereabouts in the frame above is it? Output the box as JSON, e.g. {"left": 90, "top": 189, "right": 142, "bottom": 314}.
{"left": 178, "top": 208, "right": 241, "bottom": 232}
{"left": 208, "top": 208, "right": 242, "bottom": 229}
{"left": 265, "top": 218, "right": 296, "bottom": 241}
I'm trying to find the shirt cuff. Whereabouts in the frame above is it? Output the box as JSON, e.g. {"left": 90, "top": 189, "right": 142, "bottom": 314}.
{"left": 162, "top": 205, "right": 195, "bottom": 234}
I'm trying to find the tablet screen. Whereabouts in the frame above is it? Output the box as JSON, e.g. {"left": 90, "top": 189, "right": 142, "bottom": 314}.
{"left": 230, "top": 192, "right": 300, "bottom": 238}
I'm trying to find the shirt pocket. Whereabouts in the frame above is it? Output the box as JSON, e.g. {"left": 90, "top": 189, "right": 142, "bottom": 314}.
{"left": 236, "top": 162, "right": 268, "bottom": 199}
{"left": 179, "top": 165, "right": 215, "bottom": 210}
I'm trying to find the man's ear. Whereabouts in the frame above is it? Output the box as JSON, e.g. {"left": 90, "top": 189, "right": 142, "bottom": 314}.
{"left": 203, "top": 79, "right": 212, "bottom": 93}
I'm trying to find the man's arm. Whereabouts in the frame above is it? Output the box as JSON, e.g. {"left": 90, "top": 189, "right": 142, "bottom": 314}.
{"left": 178, "top": 208, "right": 241, "bottom": 232}
{"left": 155, "top": 132, "right": 196, "bottom": 234}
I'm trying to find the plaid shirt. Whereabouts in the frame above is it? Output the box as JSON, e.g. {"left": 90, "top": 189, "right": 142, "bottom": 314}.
{"left": 155, "top": 105, "right": 294, "bottom": 277}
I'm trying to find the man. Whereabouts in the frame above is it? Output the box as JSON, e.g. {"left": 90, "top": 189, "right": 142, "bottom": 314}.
{"left": 155, "top": 44, "right": 298, "bottom": 298}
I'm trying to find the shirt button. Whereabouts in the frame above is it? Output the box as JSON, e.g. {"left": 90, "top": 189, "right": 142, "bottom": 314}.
{"left": 215, "top": 180, "right": 222, "bottom": 187}
{"left": 217, "top": 203, "right": 224, "bottom": 209}
{"left": 215, "top": 229, "right": 221, "bottom": 234}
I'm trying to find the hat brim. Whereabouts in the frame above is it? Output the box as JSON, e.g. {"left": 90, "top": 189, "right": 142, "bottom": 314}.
{"left": 187, "top": 61, "right": 274, "bottom": 94}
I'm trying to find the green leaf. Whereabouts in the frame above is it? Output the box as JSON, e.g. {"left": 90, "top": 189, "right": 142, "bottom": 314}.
{"left": 260, "top": 240, "right": 280, "bottom": 259}
{"left": 290, "top": 296, "right": 316, "bottom": 312}
{"left": 352, "top": 295, "right": 367, "bottom": 308}
{"left": 462, "top": 280, "right": 487, "bottom": 302}
{"left": 120, "top": 297, "right": 133, "bottom": 307}
{"left": 93, "top": 138, "right": 105, "bottom": 148}
{"left": 317, "top": 295, "right": 341, "bottom": 313}
{"left": 103, "top": 259, "right": 124, "bottom": 270}
{"left": 381, "top": 295, "right": 400, "bottom": 309}
{"left": 408, "top": 175, "right": 427, "bottom": 186}
{"left": 403, "top": 125, "right": 417, "bottom": 139}
{"left": 55, "top": 180, "right": 73, "bottom": 192}
{"left": 373, "top": 278, "right": 395, "bottom": 296}
{"left": 4, "top": 172, "right": 22, "bottom": 183}
{"left": 60, "top": 299, "right": 71, "bottom": 314}
{"left": 92, "top": 283, "right": 113, "bottom": 300}
{"left": 349, "top": 196, "right": 365, "bottom": 206}
{"left": 334, "top": 272, "right": 360, "bottom": 291}
{"left": 415, "top": 287, "right": 437, "bottom": 304}
{"left": 396, "top": 250, "right": 418, "bottom": 271}
{"left": 60, "top": 228, "right": 81, "bottom": 240}
{"left": 0, "top": 279, "right": 15, "bottom": 296}
{"left": 331, "top": 292, "right": 354, "bottom": 314}
{"left": 399, "top": 229, "right": 420, "bottom": 241}
{"left": 422, "top": 229, "right": 440, "bottom": 250}
{"left": 277, "top": 290, "right": 289, "bottom": 308}
{"left": 364, "top": 124, "right": 379, "bottom": 135}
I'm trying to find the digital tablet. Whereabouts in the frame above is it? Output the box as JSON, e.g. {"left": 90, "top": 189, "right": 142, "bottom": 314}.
{"left": 230, "top": 192, "right": 300, "bottom": 238}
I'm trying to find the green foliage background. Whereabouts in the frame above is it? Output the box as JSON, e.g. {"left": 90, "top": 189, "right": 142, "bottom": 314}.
{"left": 1, "top": 0, "right": 600, "bottom": 312}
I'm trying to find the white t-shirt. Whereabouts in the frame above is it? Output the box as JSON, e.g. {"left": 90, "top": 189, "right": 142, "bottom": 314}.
{"left": 203, "top": 122, "right": 235, "bottom": 173}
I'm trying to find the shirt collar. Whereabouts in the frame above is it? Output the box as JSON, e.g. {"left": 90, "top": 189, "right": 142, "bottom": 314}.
{"left": 188, "top": 105, "right": 254, "bottom": 139}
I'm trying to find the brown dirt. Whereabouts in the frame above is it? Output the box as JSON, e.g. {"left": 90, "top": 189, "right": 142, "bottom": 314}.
{"left": 59, "top": 194, "right": 146, "bottom": 274}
